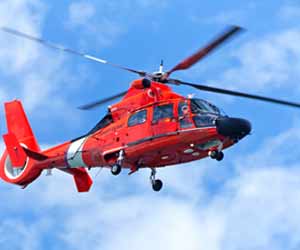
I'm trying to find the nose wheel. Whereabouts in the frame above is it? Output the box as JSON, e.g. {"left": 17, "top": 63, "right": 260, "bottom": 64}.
{"left": 209, "top": 150, "right": 224, "bottom": 161}
{"left": 150, "top": 168, "right": 163, "bottom": 192}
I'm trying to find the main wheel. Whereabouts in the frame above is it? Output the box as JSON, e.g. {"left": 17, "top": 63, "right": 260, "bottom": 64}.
{"left": 111, "top": 164, "right": 122, "bottom": 176}
{"left": 216, "top": 151, "right": 224, "bottom": 161}
{"left": 152, "top": 179, "right": 163, "bottom": 192}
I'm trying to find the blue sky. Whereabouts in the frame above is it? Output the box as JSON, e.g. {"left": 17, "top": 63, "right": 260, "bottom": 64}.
{"left": 1, "top": 0, "right": 300, "bottom": 250}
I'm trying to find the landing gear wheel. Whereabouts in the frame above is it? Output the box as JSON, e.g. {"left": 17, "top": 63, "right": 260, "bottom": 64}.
{"left": 216, "top": 151, "right": 224, "bottom": 161}
{"left": 209, "top": 150, "right": 218, "bottom": 159}
{"left": 152, "top": 179, "right": 163, "bottom": 192}
{"left": 150, "top": 168, "right": 163, "bottom": 192}
{"left": 209, "top": 150, "right": 224, "bottom": 161}
{"left": 111, "top": 164, "right": 122, "bottom": 176}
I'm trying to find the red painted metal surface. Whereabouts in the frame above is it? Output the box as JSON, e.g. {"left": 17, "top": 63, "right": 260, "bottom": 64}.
{"left": 0, "top": 80, "right": 235, "bottom": 191}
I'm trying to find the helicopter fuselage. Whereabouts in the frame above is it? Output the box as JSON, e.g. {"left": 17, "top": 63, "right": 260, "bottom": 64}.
{"left": 39, "top": 79, "right": 236, "bottom": 170}
{"left": 0, "top": 79, "right": 251, "bottom": 191}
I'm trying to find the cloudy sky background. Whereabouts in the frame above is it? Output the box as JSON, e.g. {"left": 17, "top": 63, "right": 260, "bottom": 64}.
{"left": 1, "top": 1, "right": 300, "bottom": 249}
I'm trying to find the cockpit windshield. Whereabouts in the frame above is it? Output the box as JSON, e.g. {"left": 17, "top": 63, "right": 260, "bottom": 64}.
{"left": 88, "top": 113, "right": 113, "bottom": 135}
{"left": 190, "top": 98, "right": 221, "bottom": 115}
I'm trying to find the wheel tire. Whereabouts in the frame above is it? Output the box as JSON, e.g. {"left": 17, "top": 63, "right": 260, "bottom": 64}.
{"left": 152, "top": 179, "right": 163, "bottom": 192}
{"left": 216, "top": 151, "right": 224, "bottom": 161}
{"left": 209, "top": 150, "right": 218, "bottom": 159}
{"left": 111, "top": 164, "right": 122, "bottom": 176}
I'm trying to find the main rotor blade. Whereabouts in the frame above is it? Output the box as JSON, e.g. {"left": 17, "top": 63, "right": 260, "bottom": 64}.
{"left": 166, "top": 25, "right": 243, "bottom": 78}
{"left": 1, "top": 27, "right": 146, "bottom": 77}
{"left": 78, "top": 90, "right": 127, "bottom": 110}
{"left": 168, "top": 79, "right": 300, "bottom": 109}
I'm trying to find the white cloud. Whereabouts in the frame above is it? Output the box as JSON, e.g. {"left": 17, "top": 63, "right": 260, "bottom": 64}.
{"left": 196, "top": 3, "right": 256, "bottom": 26}
{"left": 28, "top": 166, "right": 300, "bottom": 250}
{"left": 205, "top": 9, "right": 246, "bottom": 25}
{"left": 0, "top": 0, "right": 45, "bottom": 74}
{"left": 0, "top": 219, "right": 51, "bottom": 250}
{"left": 1, "top": 127, "right": 300, "bottom": 250}
{"left": 65, "top": 0, "right": 168, "bottom": 48}
{"left": 279, "top": 5, "right": 300, "bottom": 21}
{"left": 211, "top": 166, "right": 300, "bottom": 250}
{"left": 1, "top": 2, "right": 300, "bottom": 250}
{"left": 234, "top": 126, "right": 300, "bottom": 169}
{"left": 0, "top": 0, "right": 87, "bottom": 130}
{"left": 68, "top": 2, "right": 96, "bottom": 26}
{"left": 220, "top": 28, "right": 300, "bottom": 91}
{"left": 134, "top": 0, "right": 168, "bottom": 8}
{"left": 0, "top": 0, "right": 51, "bottom": 109}
{"left": 66, "top": 2, "right": 124, "bottom": 48}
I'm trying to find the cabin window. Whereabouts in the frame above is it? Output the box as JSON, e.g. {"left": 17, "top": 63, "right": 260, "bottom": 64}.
{"left": 128, "top": 110, "right": 147, "bottom": 127}
{"left": 153, "top": 104, "right": 174, "bottom": 123}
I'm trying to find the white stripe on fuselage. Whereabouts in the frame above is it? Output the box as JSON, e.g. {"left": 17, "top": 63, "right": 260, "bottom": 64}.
{"left": 67, "top": 137, "right": 88, "bottom": 168}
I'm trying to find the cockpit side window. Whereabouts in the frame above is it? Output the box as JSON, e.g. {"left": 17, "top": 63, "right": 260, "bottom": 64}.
{"left": 153, "top": 104, "right": 174, "bottom": 122}
{"left": 178, "top": 101, "right": 189, "bottom": 117}
{"left": 128, "top": 110, "right": 147, "bottom": 127}
{"left": 88, "top": 113, "right": 113, "bottom": 135}
{"left": 178, "top": 101, "right": 193, "bottom": 128}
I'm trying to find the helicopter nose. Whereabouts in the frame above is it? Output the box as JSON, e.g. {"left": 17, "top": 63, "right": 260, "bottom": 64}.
{"left": 216, "top": 117, "right": 251, "bottom": 139}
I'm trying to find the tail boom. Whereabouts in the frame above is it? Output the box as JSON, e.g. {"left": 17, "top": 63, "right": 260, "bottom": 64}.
{"left": 0, "top": 100, "right": 95, "bottom": 192}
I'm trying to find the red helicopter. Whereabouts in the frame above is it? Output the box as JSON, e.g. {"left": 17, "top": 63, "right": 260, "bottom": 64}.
{"left": 1, "top": 26, "right": 300, "bottom": 192}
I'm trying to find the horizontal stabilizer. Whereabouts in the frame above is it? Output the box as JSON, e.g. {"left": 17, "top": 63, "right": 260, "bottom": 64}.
{"left": 3, "top": 133, "right": 27, "bottom": 168}
{"left": 73, "top": 168, "right": 93, "bottom": 192}
{"left": 60, "top": 167, "right": 93, "bottom": 192}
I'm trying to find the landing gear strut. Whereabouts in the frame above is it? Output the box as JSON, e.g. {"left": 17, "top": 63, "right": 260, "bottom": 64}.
{"left": 209, "top": 140, "right": 225, "bottom": 162}
{"left": 150, "top": 168, "right": 163, "bottom": 192}
{"left": 209, "top": 150, "right": 224, "bottom": 161}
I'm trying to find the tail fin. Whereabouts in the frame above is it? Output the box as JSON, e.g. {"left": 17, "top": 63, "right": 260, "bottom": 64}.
{"left": 3, "top": 133, "right": 27, "bottom": 167}
{"left": 0, "top": 100, "right": 43, "bottom": 185}
{"left": 4, "top": 100, "right": 40, "bottom": 152}
{"left": 2, "top": 101, "right": 93, "bottom": 192}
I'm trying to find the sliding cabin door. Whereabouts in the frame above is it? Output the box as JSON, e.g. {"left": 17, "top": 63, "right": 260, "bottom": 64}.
{"left": 151, "top": 103, "right": 177, "bottom": 137}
